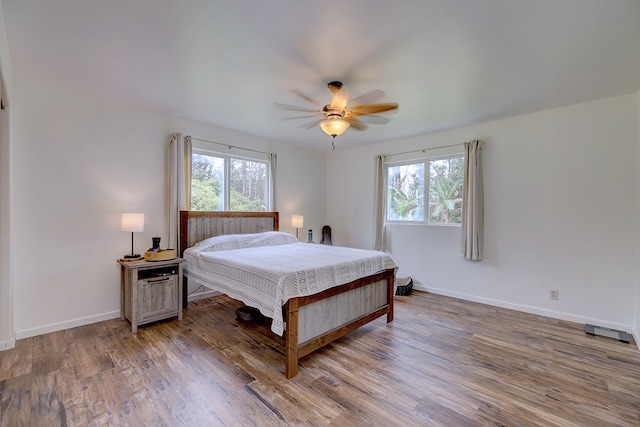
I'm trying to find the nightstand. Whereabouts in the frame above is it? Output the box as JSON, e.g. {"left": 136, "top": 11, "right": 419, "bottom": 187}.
{"left": 117, "top": 258, "right": 185, "bottom": 333}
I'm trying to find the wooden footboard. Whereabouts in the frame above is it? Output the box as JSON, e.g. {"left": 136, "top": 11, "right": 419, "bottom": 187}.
{"left": 284, "top": 268, "right": 395, "bottom": 378}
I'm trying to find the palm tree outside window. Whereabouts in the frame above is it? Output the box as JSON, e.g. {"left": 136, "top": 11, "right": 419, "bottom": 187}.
{"left": 386, "top": 154, "right": 463, "bottom": 225}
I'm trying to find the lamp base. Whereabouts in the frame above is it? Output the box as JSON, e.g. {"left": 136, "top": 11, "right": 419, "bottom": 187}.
{"left": 120, "top": 254, "right": 143, "bottom": 262}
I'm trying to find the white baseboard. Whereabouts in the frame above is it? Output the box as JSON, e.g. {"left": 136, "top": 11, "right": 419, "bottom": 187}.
{"left": 11, "top": 285, "right": 635, "bottom": 346}
{"left": 15, "top": 310, "right": 121, "bottom": 340}
{"left": 414, "top": 284, "right": 633, "bottom": 333}
{"left": 13, "top": 290, "right": 222, "bottom": 340}
{"left": 633, "top": 326, "right": 640, "bottom": 351}
{"left": 0, "top": 336, "right": 15, "bottom": 351}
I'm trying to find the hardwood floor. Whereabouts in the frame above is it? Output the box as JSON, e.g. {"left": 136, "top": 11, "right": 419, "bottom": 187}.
{"left": 1, "top": 291, "right": 639, "bottom": 426}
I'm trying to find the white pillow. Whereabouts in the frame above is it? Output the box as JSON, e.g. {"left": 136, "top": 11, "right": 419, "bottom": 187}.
{"left": 244, "top": 231, "right": 298, "bottom": 248}
{"left": 193, "top": 231, "right": 297, "bottom": 252}
{"left": 193, "top": 234, "right": 247, "bottom": 252}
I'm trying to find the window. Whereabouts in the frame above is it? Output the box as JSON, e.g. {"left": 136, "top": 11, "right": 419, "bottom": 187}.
{"left": 387, "top": 163, "right": 425, "bottom": 221}
{"left": 190, "top": 150, "right": 270, "bottom": 211}
{"left": 386, "top": 155, "right": 464, "bottom": 225}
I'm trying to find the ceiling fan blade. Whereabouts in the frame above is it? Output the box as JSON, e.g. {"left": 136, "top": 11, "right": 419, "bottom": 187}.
{"left": 349, "top": 89, "right": 384, "bottom": 106}
{"left": 350, "top": 103, "right": 399, "bottom": 115}
{"left": 297, "top": 118, "right": 322, "bottom": 130}
{"left": 353, "top": 114, "right": 390, "bottom": 125}
{"left": 346, "top": 117, "right": 367, "bottom": 131}
{"left": 282, "top": 114, "right": 321, "bottom": 120}
{"left": 291, "top": 89, "right": 322, "bottom": 108}
{"left": 274, "top": 102, "right": 321, "bottom": 113}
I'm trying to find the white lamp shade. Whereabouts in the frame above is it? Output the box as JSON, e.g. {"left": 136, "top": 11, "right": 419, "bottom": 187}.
{"left": 121, "top": 213, "right": 145, "bottom": 232}
{"left": 291, "top": 215, "right": 304, "bottom": 228}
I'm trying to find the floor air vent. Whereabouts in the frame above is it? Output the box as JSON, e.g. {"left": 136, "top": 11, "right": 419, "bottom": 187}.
{"left": 585, "top": 324, "right": 630, "bottom": 343}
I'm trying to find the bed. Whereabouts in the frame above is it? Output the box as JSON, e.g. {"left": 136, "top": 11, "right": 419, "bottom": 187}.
{"left": 179, "top": 211, "right": 397, "bottom": 378}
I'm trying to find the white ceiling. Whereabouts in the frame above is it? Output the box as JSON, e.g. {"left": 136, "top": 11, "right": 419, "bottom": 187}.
{"left": 3, "top": 0, "right": 640, "bottom": 151}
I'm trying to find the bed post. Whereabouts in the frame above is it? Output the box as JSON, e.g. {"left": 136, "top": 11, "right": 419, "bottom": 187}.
{"left": 179, "top": 211, "right": 189, "bottom": 256}
{"left": 285, "top": 298, "right": 299, "bottom": 379}
{"left": 386, "top": 271, "right": 394, "bottom": 323}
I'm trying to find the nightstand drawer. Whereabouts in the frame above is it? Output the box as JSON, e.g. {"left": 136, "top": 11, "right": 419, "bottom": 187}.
{"left": 137, "top": 275, "right": 179, "bottom": 322}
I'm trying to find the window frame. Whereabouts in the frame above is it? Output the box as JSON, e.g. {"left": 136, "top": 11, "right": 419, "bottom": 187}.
{"left": 385, "top": 153, "right": 464, "bottom": 226}
{"left": 190, "top": 148, "right": 272, "bottom": 212}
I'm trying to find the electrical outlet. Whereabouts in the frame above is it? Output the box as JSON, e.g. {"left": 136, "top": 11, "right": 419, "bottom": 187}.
{"left": 550, "top": 289, "right": 558, "bottom": 300}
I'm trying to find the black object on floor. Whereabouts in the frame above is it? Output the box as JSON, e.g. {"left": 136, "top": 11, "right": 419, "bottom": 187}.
{"left": 395, "top": 277, "right": 413, "bottom": 296}
{"left": 320, "top": 225, "right": 332, "bottom": 245}
{"left": 236, "top": 306, "right": 265, "bottom": 323}
{"left": 585, "top": 324, "right": 630, "bottom": 343}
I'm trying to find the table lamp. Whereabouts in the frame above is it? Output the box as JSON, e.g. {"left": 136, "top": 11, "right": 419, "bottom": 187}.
{"left": 291, "top": 215, "right": 303, "bottom": 239}
{"left": 121, "top": 213, "right": 144, "bottom": 259}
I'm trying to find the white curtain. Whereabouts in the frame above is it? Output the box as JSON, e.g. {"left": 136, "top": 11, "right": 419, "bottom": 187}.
{"left": 167, "top": 133, "right": 192, "bottom": 250}
{"left": 374, "top": 155, "right": 386, "bottom": 250}
{"left": 269, "top": 153, "right": 277, "bottom": 210}
{"left": 461, "top": 140, "right": 484, "bottom": 260}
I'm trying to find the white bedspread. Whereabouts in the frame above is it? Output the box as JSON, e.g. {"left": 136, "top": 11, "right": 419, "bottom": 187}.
{"left": 183, "top": 241, "right": 397, "bottom": 335}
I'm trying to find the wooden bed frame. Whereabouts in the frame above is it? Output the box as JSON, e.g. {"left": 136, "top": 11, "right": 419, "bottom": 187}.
{"left": 179, "top": 211, "right": 395, "bottom": 378}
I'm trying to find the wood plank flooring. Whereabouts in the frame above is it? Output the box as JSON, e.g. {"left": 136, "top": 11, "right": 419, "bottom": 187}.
{"left": 1, "top": 291, "right": 639, "bottom": 426}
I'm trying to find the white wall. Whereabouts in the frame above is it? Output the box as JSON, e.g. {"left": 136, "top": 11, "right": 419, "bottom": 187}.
{"left": 635, "top": 89, "right": 640, "bottom": 344}
{"left": 0, "top": 0, "right": 13, "bottom": 350}
{"left": 11, "top": 71, "right": 326, "bottom": 338}
{"left": 0, "top": 103, "right": 11, "bottom": 350}
{"left": 328, "top": 93, "right": 638, "bottom": 331}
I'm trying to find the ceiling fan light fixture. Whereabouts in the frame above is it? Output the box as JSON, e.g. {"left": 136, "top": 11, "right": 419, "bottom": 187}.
{"left": 319, "top": 116, "right": 350, "bottom": 137}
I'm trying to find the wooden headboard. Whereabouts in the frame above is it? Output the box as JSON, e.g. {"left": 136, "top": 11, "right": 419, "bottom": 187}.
{"left": 179, "top": 211, "right": 280, "bottom": 256}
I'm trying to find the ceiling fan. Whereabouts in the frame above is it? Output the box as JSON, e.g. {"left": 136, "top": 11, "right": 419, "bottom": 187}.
{"left": 276, "top": 81, "right": 399, "bottom": 149}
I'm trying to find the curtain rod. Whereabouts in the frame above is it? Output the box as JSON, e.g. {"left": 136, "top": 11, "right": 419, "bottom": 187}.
{"left": 383, "top": 142, "right": 462, "bottom": 158}
{"left": 191, "top": 136, "right": 272, "bottom": 156}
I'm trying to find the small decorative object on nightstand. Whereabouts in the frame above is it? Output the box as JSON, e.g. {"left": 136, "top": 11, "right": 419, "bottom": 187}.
{"left": 143, "top": 236, "right": 177, "bottom": 261}
{"left": 117, "top": 257, "right": 184, "bottom": 333}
